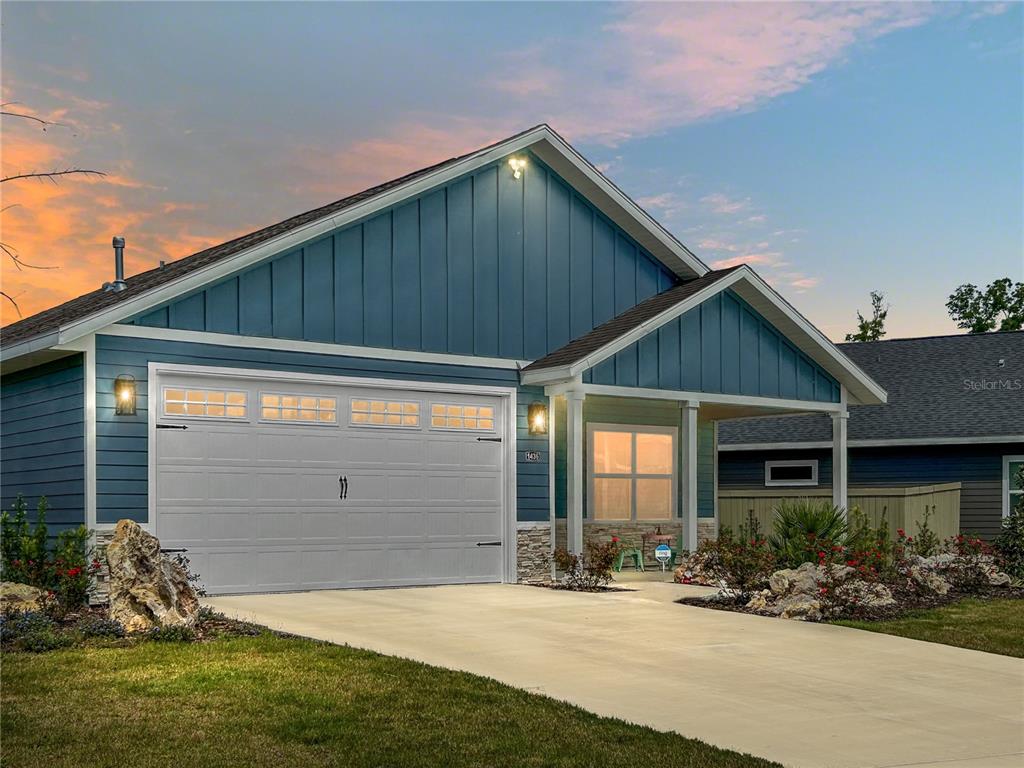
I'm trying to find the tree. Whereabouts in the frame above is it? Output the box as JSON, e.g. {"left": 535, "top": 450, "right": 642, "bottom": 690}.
{"left": 845, "top": 290, "right": 888, "bottom": 342}
{"left": 946, "top": 278, "right": 1024, "bottom": 334}
{"left": 0, "top": 103, "right": 104, "bottom": 315}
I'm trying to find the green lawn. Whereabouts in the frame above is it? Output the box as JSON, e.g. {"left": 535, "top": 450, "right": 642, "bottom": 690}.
{"left": 834, "top": 598, "right": 1024, "bottom": 657}
{"left": 1, "top": 634, "right": 777, "bottom": 768}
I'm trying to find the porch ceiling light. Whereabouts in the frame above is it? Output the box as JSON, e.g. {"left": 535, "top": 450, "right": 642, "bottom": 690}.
{"left": 114, "top": 374, "right": 137, "bottom": 416}
{"left": 508, "top": 157, "right": 526, "bottom": 179}
{"left": 528, "top": 401, "right": 548, "bottom": 435}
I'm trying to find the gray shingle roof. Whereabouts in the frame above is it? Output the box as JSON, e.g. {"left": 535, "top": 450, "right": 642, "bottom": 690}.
{"left": 719, "top": 331, "right": 1024, "bottom": 445}
{"left": 521, "top": 267, "right": 740, "bottom": 373}
{"left": 1, "top": 127, "right": 549, "bottom": 350}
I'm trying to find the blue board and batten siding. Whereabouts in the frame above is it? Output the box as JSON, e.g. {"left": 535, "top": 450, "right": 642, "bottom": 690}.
{"left": 125, "top": 154, "right": 677, "bottom": 362}
{"left": 0, "top": 354, "right": 86, "bottom": 532}
{"left": 94, "top": 334, "right": 550, "bottom": 525}
{"left": 585, "top": 289, "right": 841, "bottom": 403}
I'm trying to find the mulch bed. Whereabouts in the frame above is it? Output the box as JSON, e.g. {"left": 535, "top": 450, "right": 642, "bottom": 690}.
{"left": 677, "top": 585, "right": 1024, "bottom": 623}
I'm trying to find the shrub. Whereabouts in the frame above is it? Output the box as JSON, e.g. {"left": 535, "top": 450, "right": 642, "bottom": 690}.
{"left": 769, "top": 500, "right": 848, "bottom": 568}
{"left": 146, "top": 624, "right": 197, "bottom": 643}
{"left": 552, "top": 539, "right": 619, "bottom": 591}
{"left": 0, "top": 495, "right": 97, "bottom": 611}
{"left": 75, "top": 614, "right": 125, "bottom": 639}
{"left": 995, "top": 466, "right": 1024, "bottom": 580}
{"left": 901, "top": 507, "right": 942, "bottom": 558}
{"left": 0, "top": 610, "right": 72, "bottom": 652}
{"left": 942, "top": 534, "right": 995, "bottom": 591}
{"left": 699, "top": 514, "right": 776, "bottom": 593}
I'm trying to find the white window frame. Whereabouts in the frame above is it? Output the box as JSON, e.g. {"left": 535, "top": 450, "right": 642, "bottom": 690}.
{"left": 258, "top": 391, "right": 339, "bottom": 427}
{"left": 587, "top": 423, "right": 677, "bottom": 522}
{"left": 161, "top": 385, "right": 249, "bottom": 422}
{"left": 1003, "top": 454, "right": 1024, "bottom": 518}
{"left": 428, "top": 401, "right": 498, "bottom": 432}
{"left": 765, "top": 459, "right": 819, "bottom": 487}
{"left": 348, "top": 397, "right": 422, "bottom": 430}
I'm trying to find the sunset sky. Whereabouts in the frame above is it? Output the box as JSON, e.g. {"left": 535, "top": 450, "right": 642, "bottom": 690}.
{"left": 2, "top": 2, "right": 1021, "bottom": 339}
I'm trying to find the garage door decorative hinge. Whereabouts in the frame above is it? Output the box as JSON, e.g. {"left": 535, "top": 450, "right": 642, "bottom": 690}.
{"left": 156, "top": 424, "right": 189, "bottom": 430}
{"left": 476, "top": 437, "right": 502, "bottom": 442}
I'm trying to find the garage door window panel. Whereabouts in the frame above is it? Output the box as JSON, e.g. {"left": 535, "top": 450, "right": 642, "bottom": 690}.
{"left": 163, "top": 387, "right": 248, "bottom": 419}
{"left": 430, "top": 403, "right": 495, "bottom": 431}
{"left": 261, "top": 393, "right": 337, "bottom": 424}
{"left": 351, "top": 399, "right": 421, "bottom": 428}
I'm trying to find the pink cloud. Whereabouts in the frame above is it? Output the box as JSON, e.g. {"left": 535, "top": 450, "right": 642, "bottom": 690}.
{"left": 701, "top": 192, "right": 750, "bottom": 214}
{"left": 710, "top": 251, "right": 785, "bottom": 270}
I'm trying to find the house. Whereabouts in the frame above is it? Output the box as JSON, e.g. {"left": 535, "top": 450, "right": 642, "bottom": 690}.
{"left": 0, "top": 125, "right": 886, "bottom": 594}
{"left": 718, "top": 332, "right": 1024, "bottom": 539}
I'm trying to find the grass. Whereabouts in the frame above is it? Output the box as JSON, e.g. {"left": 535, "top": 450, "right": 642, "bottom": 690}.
{"left": 834, "top": 597, "right": 1024, "bottom": 657}
{"left": 1, "top": 634, "right": 778, "bottom": 768}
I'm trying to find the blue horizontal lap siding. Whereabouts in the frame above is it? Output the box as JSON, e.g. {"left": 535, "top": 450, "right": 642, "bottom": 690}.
{"left": 585, "top": 290, "right": 841, "bottom": 403}
{"left": 95, "top": 334, "right": 548, "bottom": 526}
{"left": 126, "top": 153, "right": 677, "bottom": 363}
{"left": 0, "top": 355, "right": 86, "bottom": 533}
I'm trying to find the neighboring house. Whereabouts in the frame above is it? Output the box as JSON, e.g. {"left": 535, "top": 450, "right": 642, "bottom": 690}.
{"left": 0, "top": 125, "right": 885, "bottom": 594}
{"left": 718, "top": 332, "right": 1024, "bottom": 539}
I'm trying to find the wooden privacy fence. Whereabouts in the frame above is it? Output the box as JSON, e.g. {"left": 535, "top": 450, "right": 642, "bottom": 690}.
{"left": 718, "top": 483, "right": 961, "bottom": 540}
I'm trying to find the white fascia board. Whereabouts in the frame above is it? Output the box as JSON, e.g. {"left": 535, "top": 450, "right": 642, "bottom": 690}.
{"left": 35, "top": 125, "right": 702, "bottom": 353}
{"left": 101, "top": 324, "right": 528, "bottom": 370}
{"left": 519, "top": 270, "right": 747, "bottom": 387}
{"left": 0, "top": 332, "right": 61, "bottom": 367}
{"left": 727, "top": 270, "right": 887, "bottom": 406}
{"left": 560, "top": 382, "right": 846, "bottom": 414}
{"left": 719, "top": 435, "right": 1024, "bottom": 451}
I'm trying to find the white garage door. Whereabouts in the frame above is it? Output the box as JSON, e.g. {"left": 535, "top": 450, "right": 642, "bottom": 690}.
{"left": 152, "top": 369, "right": 508, "bottom": 594}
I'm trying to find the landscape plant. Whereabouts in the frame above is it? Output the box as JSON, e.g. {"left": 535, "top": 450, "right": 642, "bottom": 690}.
{"left": 552, "top": 539, "right": 620, "bottom": 591}
{"left": 769, "top": 500, "right": 848, "bottom": 569}
{"left": 994, "top": 465, "right": 1024, "bottom": 580}
{"left": 698, "top": 515, "right": 776, "bottom": 593}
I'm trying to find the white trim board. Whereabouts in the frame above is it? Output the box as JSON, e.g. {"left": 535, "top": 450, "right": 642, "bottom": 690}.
{"left": 550, "top": 382, "right": 847, "bottom": 414}
{"left": 101, "top": 324, "right": 529, "bottom": 371}
{"left": 1003, "top": 454, "right": 1024, "bottom": 519}
{"left": 720, "top": 435, "right": 1024, "bottom": 451}
{"left": 146, "top": 361, "right": 520, "bottom": 584}
{"left": 521, "top": 265, "right": 887, "bottom": 407}
{"left": 2, "top": 125, "right": 708, "bottom": 366}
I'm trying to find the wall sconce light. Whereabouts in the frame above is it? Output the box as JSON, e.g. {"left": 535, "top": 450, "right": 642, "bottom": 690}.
{"left": 508, "top": 157, "right": 526, "bottom": 179}
{"left": 528, "top": 401, "right": 548, "bottom": 435}
{"left": 114, "top": 374, "right": 137, "bottom": 416}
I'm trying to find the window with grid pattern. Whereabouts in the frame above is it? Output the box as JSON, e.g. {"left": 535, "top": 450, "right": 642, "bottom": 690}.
{"left": 163, "top": 388, "right": 247, "bottom": 418}
{"left": 350, "top": 399, "right": 420, "bottom": 427}
{"left": 261, "top": 393, "right": 337, "bottom": 423}
{"left": 590, "top": 427, "right": 675, "bottom": 521}
{"left": 429, "top": 403, "right": 495, "bottom": 430}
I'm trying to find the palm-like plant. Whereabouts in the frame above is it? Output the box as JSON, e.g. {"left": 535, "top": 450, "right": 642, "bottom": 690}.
{"left": 769, "top": 500, "right": 848, "bottom": 568}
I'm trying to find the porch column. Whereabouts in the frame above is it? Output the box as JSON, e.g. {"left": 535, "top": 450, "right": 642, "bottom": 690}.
{"left": 681, "top": 401, "right": 699, "bottom": 551}
{"left": 832, "top": 410, "right": 849, "bottom": 515}
{"left": 566, "top": 389, "right": 586, "bottom": 555}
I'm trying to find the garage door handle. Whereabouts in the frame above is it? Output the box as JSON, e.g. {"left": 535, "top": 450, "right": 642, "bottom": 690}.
{"left": 476, "top": 541, "right": 502, "bottom": 547}
{"left": 339, "top": 476, "right": 348, "bottom": 500}
{"left": 156, "top": 424, "right": 189, "bottom": 430}
{"left": 476, "top": 437, "right": 502, "bottom": 442}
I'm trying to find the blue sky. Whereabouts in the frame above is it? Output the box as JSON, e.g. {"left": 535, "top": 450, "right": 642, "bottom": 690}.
{"left": 2, "top": 1, "right": 1021, "bottom": 339}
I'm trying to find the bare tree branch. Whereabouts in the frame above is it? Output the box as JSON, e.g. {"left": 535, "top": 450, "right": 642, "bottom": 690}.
{"left": 1, "top": 168, "right": 106, "bottom": 184}
{"left": 0, "top": 103, "right": 64, "bottom": 130}
{"left": 1, "top": 292, "right": 23, "bottom": 317}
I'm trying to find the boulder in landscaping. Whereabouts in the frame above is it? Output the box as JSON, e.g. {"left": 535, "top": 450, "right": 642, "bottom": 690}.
{"left": 909, "top": 564, "right": 951, "bottom": 595}
{"left": 771, "top": 594, "right": 822, "bottom": 621}
{"left": 672, "top": 551, "right": 718, "bottom": 586}
{"left": 106, "top": 519, "right": 199, "bottom": 633}
{"left": 0, "top": 582, "right": 47, "bottom": 613}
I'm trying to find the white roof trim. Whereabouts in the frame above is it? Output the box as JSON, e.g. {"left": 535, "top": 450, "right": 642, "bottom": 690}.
{"left": 522, "top": 265, "right": 887, "bottom": 406}
{"left": 4, "top": 125, "right": 708, "bottom": 362}
{"left": 719, "top": 435, "right": 1024, "bottom": 451}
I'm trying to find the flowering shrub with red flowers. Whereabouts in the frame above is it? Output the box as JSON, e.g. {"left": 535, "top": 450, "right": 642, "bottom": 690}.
{"left": 1, "top": 494, "right": 96, "bottom": 612}
{"left": 698, "top": 515, "right": 777, "bottom": 593}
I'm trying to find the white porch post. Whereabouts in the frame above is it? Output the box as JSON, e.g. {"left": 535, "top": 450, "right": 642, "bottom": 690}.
{"left": 832, "top": 410, "right": 849, "bottom": 515}
{"left": 566, "top": 389, "right": 586, "bottom": 555}
{"left": 682, "top": 400, "right": 699, "bottom": 551}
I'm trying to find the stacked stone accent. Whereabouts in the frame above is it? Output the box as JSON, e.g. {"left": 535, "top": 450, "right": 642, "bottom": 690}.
{"left": 697, "top": 519, "right": 718, "bottom": 546}
{"left": 583, "top": 521, "right": 684, "bottom": 569}
{"left": 516, "top": 524, "right": 553, "bottom": 583}
{"left": 90, "top": 529, "right": 115, "bottom": 605}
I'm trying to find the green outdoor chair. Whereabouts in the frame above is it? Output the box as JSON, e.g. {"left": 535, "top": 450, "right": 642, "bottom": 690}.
{"left": 613, "top": 544, "right": 644, "bottom": 572}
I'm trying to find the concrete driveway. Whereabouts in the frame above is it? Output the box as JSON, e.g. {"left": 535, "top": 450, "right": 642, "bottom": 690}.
{"left": 207, "top": 582, "right": 1023, "bottom": 768}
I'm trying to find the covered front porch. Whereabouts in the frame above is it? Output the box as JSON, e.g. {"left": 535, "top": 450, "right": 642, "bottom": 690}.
{"left": 544, "top": 385, "right": 851, "bottom": 565}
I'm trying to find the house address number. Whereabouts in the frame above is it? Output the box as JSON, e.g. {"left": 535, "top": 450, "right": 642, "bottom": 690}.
{"left": 524, "top": 450, "right": 541, "bottom": 462}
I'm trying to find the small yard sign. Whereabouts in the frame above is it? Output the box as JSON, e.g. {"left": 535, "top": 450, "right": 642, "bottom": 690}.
{"left": 654, "top": 544, "right": 672, "bottom": 572}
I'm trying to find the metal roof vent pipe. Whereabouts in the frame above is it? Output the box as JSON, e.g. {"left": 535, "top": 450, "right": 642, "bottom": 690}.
{"left": 103, "top": 236, "right": 128, "bottom": 292}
